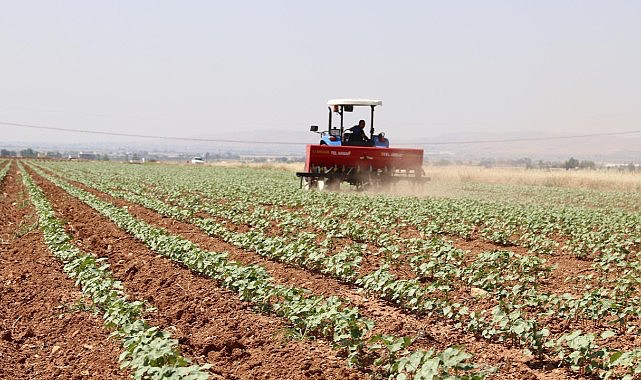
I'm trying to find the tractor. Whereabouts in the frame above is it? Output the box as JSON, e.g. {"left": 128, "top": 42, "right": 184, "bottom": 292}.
{"left": 296, "top": 99, "right": 425, "bottom": 190}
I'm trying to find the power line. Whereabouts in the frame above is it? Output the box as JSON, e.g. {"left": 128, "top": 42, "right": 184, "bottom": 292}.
{"left": 405, "top": 130, "right": 641, "bottom": 145}
{"left": 0, "top": 105, "right": 303, "bottom": 127}
{"left": 2, "top": 120, "right": 640, "bottom": 146}
{"left": 1, "top": 121, "right": 306, "bottom": 145}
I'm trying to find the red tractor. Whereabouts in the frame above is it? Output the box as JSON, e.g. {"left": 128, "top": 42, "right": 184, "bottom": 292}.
{"left": 296, "top": 99, "right": 425, "bottom": 190}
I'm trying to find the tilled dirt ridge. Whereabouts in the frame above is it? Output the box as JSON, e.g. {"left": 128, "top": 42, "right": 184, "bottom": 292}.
{"left": 29, "top": 164, "right": 583, "bottom": 379}
{"left": 27, "top": 164, "right": 365, "bottom": 379}
{"left": 0, "top": 163, "right": 127, "bottom": 379}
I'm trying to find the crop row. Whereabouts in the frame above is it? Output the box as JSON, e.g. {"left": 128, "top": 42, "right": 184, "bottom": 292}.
{"left": 33, "top": 162, "right": 558, "bottom": 295}
{"left": 42, "top": 161, "right": 641, "bottom": 337}
{"left": 46, "top": 162, "right": 641, "bottom": 328}
{"left": 452, "top": 182, "right": 641, "bottom": 212}
{"left": 0, "top": 160, "right": 10, "bottom": 183}
{"left": 35, "top": 164, "right": 555, "bottom": 310}
{"left": 32, "top": 161, "right": 641, "bottom": 379}
{"left": 44, "top": 161, "right": 641, "bottom": 268}
{"left": 27, "top": 162, "right": 490, "bottom": 380}
{"left": 106, "top": 181, "right": 641, "bottom": 329}
{"left": 18, "top": 162, "right": 210, "bottom": 379}
{"left": 94, "top": 185, "right": 641, "bottom": 378}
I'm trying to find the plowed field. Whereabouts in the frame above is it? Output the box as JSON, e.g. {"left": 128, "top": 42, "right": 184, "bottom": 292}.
{"left": 2, "top": 159, "right": 640, "bottom": 380}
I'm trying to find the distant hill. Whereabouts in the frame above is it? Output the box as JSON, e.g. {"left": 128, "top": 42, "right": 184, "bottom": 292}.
{"left": 398, "top": 131, "right": 641, "bottom": 162}
{"left": 3, "top": 128, "right": 640, "bottom": 163}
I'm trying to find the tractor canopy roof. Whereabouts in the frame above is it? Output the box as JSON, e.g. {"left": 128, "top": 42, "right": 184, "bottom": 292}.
{"left": 327, "top": 99, "right": 382, "bottom": 106}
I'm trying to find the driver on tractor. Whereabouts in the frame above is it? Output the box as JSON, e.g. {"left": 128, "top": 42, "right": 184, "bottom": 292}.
{"left": 348, "top": 120, "right": 370, "bottom": 145}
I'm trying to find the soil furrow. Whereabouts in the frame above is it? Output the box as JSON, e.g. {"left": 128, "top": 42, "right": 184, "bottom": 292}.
{"left": 28, "top": 164, "right": 365, "bottom": 380}
{"left": 38, "top": 164, "right": 596, "bottom": 294}
{"left": 31, "top": 165, "right": 581, "bottom": 379}
{"left": 0, "top": 162, "right": 127, "bottom": 379}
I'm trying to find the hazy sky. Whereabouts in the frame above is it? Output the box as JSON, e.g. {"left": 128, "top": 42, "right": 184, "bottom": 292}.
{"left": 2, "top": 1, "right": 640, "bottom": 145}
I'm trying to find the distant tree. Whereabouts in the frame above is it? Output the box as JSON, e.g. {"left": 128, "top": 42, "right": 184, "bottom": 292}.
{"left": 480, "top": 158, "right": 495, "bottom": 168}
{"left": 101, "top": 154, "right": 110, "bottom": 161}
{"left": 1, "top": 149, "right": 16, "bottom": 157}
{"left": 223, "top": 152, "right": 240, "bottom": 160}
{"left": 20, "top": 148, "right": 37, "bottom": 157}
{"left": 627, "top": 162, "right": 636, "bottom": 172}
{"left": 579, "top": 160, "right": 596, "bottom": 169}
{"left": 564, "top": 157, "right": 580, "bottom": 170}
{"left": 512, "top": 157, "right": 532, "bottom": 167}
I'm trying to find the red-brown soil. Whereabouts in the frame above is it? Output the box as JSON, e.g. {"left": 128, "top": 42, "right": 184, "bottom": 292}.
{"left": 451, "top": 237, "right": 595, "bottom": 296}
{"left": 0, "top": 163, "right": 127, "bottom": 379}
{"left": 28, "top": 165, "right": 588, "bottom": 379}
{"left": 157, "top": 195, "right": 598, "bottom": 296}
{"left": 27, "top": 165, "right": 365, "bottom": 380}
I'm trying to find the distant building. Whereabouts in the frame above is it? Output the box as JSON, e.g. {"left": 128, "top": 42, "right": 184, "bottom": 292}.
{"left": 78, "top": 151, "right": 97, "bottom": 160}
{"left": 127, "top": 153, "right": 145, "bottom": 164}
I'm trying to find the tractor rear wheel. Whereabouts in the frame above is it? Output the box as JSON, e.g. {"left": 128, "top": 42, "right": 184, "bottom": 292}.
{"left": 303, "top": 177, "right": 318, "bottom": 190}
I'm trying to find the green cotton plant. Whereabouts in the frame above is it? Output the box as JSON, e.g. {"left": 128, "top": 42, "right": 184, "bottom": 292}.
{"left": 28, "top": 162, "right": 494, "bottom": 379}
{"left": 118, "top": 322, "right": 206, "bottom": 380}
{"left": 407, "top": 239, "right": 465, "bottom": 287}
{"left": 54, "top": 162, "right": 563, "bottom": 325}
{"left": 488, "top": 305, "right": 550, "bottom": 356}
{"left": 462, "top": 250, "right": 552, "bottom": 293}
{"left": 0, "top": 161, "right": 10, "bottom": 184}
{"left": 322, "top": 244, "right": 364, "bottom": 281}
{"left": 39, "top": 158, "right": 641, "bottom": 266}
{"left": 369, "top": 335, "right": 414, "bottom": 375}
{"left": 31, "top": 160, "right": 641, "bottom": 378}
{"left": 607, "top": 349, "right": 641, "bottom": 380}
{"left": 29, "top": 165, "right": 372, "bottom": 354}
{"left": 44, "top": 162, "right": 502, "bottom": 358}
{"left": 87, "top": 167, "right": 455, "bottom": 316}
{"left": 397, "top": 347, "right": 490, "bottom": 380}
{"left": 356, "top": 265, "right": 453, "bottom": 315}
{"left": 18, "top": 162, "right": 209, "bottom": 380}
{"left": 25, "top": 163, "right": 594, "bottom": 374}
{"left": 60, "top": 165, "right": 633, "bottom": 308}
{"left": 546, "top": 331, "right": 609, "bottom": 375}
{"left": 545, "top": 330, "right": 641, "bottom": 379}
{"left": 370, "top": 335, "right": 491, "bottom": 380}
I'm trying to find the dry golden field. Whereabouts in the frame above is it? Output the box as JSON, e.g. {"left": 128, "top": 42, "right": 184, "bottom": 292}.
{"left": 425, "top": 165, "right": 641, "bottom": 192}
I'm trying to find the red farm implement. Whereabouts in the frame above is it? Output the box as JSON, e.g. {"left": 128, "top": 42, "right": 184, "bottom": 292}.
{"left": 296, "top": 99, "right": 426, "bottom": 190}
